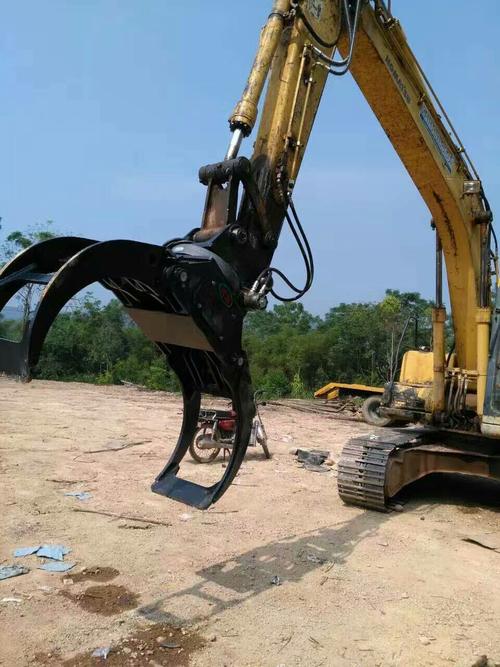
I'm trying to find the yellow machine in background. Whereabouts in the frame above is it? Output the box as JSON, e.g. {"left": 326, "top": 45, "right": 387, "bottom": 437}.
{"left": 1, "top": 0, "right": 498, "bottom": 511}
{"left": 315, "top": 381, "right": 389, "bottom": 426}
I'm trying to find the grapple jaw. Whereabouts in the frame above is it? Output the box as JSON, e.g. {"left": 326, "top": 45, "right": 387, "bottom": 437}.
{"left": 0, "top": 233, "right": 256, "bottom": 509}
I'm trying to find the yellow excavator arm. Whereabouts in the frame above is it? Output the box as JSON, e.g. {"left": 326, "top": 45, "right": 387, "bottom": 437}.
{"left": 217, "top": 0, "right": 494, "bottom": 425}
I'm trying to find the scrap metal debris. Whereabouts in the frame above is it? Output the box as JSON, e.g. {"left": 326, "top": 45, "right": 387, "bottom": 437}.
{"left": 64, "top": 491, "right": 92, "bottom": 501}
{"left": 13, "top": 546, "right": 40, "bottom": 557}
{"left": 13, "top": 544, "right": 74, "bottom": 573}
{"left": 0, "top": 565, "right": 29, "bottom": 581}
{"left": 271, "top": 575, "right": 281, "bottom": 586}
{"left": 38, "top": 562, "right": 76, "bottom": 573}
{"left": 294, "top": 449, "right": 331, "bottom": 473}
{"left": 36, "top": 544, "right": 72, "bottom": 561}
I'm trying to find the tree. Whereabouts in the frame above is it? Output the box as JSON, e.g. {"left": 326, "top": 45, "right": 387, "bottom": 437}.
{"left": 0, "top": 222, "right": 56, "bottom": 324}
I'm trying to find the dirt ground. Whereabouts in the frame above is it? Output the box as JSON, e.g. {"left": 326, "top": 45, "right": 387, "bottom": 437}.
{"left": 2, "top": 378, "right": 500, "bottom": 667}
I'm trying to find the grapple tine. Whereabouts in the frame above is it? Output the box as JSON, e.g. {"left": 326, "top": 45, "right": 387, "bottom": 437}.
{"left": 151, "top": 357, "right": 255, "bottom": 509}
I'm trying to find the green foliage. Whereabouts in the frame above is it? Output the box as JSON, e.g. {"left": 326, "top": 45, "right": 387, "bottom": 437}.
{"left": 0, "top": 289, "right": 437, "bottom": 398}
{"left": 291, "top": 371, "right": 307, "bottom": 398}
{"left": 1, "top": 222, "right": 56, "bottom": 261}
{"left": 32, "top": 296, "right": 179, "bottom": 390}
{"left": 244, "top": 293, "right": 435, "bottom": 398}
{"left": 0, "top": 222, "right": 57, "bottom": 322}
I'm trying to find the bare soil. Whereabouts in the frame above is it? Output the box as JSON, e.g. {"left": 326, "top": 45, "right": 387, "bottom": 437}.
{"left": 60, "top": 583, "right": 139, "bottom": 616}
{"left": 2, "top": 378, "right": 500, "bottom": 666}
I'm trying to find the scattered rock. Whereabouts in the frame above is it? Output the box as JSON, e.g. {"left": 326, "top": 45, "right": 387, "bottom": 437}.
{"left": 271, "top": 575, "right": 281, "bottom": 586}
{"left": 71, "top": 567, "right": 119, "bottom": 584}
{"left": 118, "top": 522, "right": 152, "bottom": 530}
{"left": 37, "top": 586, "right": 52, "bottom": 594}
{"left": 419, "top": 636, "right": 431, "bottom": 646}
{"left": 471, "top": 656, "right": 496, "bottom": 667}
{"left": 305, "top": 553, "right": 326, "bottom": 564}
{"left": 209, "top": 635, "right": 217, "bottom": 642}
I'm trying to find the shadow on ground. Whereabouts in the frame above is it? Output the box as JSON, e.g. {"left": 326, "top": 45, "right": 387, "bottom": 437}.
{"left": 138, "top": 507, "right": 390, "bottom": 625}
{"left": 138, "top": 471, "right": 500, "bottom": 627}
{"left": 398, "top": 471, "right": 500, "bottom": 514}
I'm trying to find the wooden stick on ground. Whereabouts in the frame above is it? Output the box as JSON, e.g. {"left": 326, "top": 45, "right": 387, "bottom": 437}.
{"left": 72, "top": 507, "right": 171, "bottom": 527}
{"left": 85, "top": 440, "right": 151, "bottom": 454}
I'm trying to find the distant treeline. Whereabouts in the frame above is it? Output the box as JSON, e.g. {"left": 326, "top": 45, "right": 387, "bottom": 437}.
{"left": 0, "top": 289, "right": 437, "bottom": 397}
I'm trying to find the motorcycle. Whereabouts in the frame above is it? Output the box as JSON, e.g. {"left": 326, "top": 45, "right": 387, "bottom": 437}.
{"left": 189, "top": 392, "right": 270, "bottom": 463}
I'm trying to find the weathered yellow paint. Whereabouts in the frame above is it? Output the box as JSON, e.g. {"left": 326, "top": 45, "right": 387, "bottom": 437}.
{"left": 250, "top": 0, "right": 340, "bottom": 210}
{"left": 315, "top": 381, "right": 384, "bottom": 400}
{"left": 476, "top": 307, "right": 491, "bottom": 416}
{"left": 338, "top": 7, "right": 485, "bottom": 374}
{"left": 399, "top": 350, "right": 434, "bottom": 386}
{"left": 432, "top": 307, "right": 447, "bottom": 413}
{"left": 230, "top": 0, "right": 291, "bottom": 133}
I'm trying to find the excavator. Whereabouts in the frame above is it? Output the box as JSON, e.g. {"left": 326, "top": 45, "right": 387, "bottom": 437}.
{"left": 1, "top": 0, "right": 498, "bottom": 511}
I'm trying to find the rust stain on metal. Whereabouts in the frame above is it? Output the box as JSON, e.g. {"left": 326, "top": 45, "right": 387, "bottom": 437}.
{"left": 432, "top": 190, "right": 458, "bottom": 256}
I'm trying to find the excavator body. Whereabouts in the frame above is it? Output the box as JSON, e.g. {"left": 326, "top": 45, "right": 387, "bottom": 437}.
{"left": 1, "top": 0, "right": 499, "bottom": 511}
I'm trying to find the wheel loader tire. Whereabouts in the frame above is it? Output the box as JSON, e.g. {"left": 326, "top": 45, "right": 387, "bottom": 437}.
{"left": 361, "top": 395, "right": 393, "bottom": 427}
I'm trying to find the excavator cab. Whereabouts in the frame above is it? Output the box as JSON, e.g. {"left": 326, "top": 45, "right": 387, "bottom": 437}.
{"left": 0, "top": 156, "right": 278, "bottom": 509}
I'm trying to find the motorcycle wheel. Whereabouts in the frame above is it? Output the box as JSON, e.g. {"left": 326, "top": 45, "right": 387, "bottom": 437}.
{"left": 188, "top": 427, "right": 221, "bottom": 464}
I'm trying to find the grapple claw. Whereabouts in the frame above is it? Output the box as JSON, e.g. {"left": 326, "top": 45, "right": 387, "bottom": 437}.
{"left": 0, "top": 235, "right": 256, "bottom": 508}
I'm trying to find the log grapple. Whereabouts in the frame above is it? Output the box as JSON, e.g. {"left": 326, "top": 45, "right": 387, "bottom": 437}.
{"left": 0, "top": 157, "right": 278, "bottom": 509}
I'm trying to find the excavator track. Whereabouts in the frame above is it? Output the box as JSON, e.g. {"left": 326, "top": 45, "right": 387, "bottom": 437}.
{"left": 337, "top": 431, "right": 422, "bottom": 511}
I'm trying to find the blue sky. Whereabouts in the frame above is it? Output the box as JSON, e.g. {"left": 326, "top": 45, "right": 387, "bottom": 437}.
{"left": 1, "top": 1, "right": 499, "bottom": 315}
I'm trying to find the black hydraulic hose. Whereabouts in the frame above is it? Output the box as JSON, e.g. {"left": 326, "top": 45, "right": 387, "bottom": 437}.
{"left": 255, "top": 196, "right": 315, "bottom": 303}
